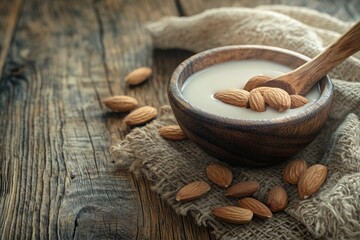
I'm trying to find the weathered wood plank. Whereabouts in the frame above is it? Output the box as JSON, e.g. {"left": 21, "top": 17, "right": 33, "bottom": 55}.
{"left": 0, "top": 0, "right": 22, "bottom": 82}
{"left": 0, "top": 0, "right": 214, "bottom": 239}
{"left": 93, "top": 0, "right": 215, "bottom": 239}
{"left": 1, "top": 0, "right": 115, "bottom": 236}
{"left": 179, "top": 0, "right": 360, "bottom": 21}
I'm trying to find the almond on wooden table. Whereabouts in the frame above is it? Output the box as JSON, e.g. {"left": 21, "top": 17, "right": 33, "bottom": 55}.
{"left": 175, "top": 181, "right": 210, "bottom": 202}
{"left": 225, "top": 180, "right": 259, "bottom": 198}
{"left": 263, "top": 87, "right": 291, "bottom": 112}
{"left": 249, "top": 90, "right": 266, "bottom": 112}
{"left": 283, "top": 159, "right": 308, "bottom": 185}
{"left": 267, "top": 186, "right": 288, "bottom": 213}
{"left": 124, "top": 106, "right": 157, "bottom": 126}
{"left": 102, "top": 95, "right": 139, "bottom": 112}
{"left": 159, "top": 125, "right": 187, "bottom": 141}
{"left": 290, "top": 95, "right": 309, "bottom": 109}
{"left": 206, "top": 164, "right": 233, "bottom": 188}
{"left": 212, "top": 206, "right": 253, "bottom": 224}
{"left": 238, "top": 197, "right": 272, "bottom": 219}
{"left": 298, "top": 164, "right": 328, "bottom": 199}
{"left": 125, "top": 66, "right": 152, "bottom": 85}
{"left": 213, "top": 89, "right": 250, "bottom": 107}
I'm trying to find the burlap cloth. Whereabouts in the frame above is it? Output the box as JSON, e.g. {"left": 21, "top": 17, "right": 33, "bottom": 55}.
{"left": 112, "top": 5, "right": 360, "bottom": 240}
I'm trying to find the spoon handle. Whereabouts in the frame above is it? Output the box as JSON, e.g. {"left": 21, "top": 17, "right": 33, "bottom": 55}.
{"left": 284, "top": 21, "right": 360, "bottom": 95}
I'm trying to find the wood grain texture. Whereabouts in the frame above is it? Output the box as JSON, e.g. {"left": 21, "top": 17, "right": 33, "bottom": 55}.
{"left": 0, "top": 0, "right": 357, "bottom": 239}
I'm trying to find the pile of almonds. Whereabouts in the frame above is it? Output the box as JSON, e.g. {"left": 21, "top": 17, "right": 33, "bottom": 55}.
{"left": 214, "top": 86, "right": 308, "bottom": 112}
{"left": 103, "top": 67, "right": 158, "bottom": 126}
{"left": 174, "top": 160, "right": 328, "bottom": 225}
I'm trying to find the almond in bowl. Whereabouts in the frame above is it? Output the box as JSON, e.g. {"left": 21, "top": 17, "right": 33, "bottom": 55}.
{"left": 168, "top": 45, "right": 333, "bottom": 167}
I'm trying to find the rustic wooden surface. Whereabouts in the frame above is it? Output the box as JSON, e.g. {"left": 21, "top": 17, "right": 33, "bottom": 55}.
{"left": 0, "top": 0, "right": 358, "bottom": 239}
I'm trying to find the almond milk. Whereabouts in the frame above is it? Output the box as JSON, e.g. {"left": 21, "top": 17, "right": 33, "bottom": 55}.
{"left": 181, "top": 60, "right": 320, "bottom": 120}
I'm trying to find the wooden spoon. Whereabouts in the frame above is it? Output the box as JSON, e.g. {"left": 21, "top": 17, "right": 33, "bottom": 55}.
{"left": 244, "top": 21, "right": 360, "bottom": 95}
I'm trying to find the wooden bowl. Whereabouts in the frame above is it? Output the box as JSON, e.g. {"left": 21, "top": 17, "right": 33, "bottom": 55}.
{"left": 168, "top": 45, "right": 333, "bottom": 167}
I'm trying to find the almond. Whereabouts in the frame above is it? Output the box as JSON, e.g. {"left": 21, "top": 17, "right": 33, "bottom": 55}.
{"left": 159, "top": 125, "right": 187, "bottom": 141}
{"left": 124, "top": 106, "right": 157, "bottom": 126}
{"left": 212, "top": 206, "right": 253, "bottom": 224}
{"left": 213, "top": 89, "right": 250, "bottom": 107}
{"left": 290, "top": 95, "right": 309, "bottom": 109}
{"left": 244, "top": 75, "right": 271, "bottom": 91}
{"left": 225, "top": 181, "right": 259, "bottom": 198}
{"left": 249, "top": 90, "right": 266, "bottom": 112}
{"left": 175, "top": 181, "right": 210, "bottom": 202}
{"left": 263, "top": 88, "right": 291, "bottom": 112}
{"left": 298, "top": 164, "right": 328, "bottom": 199}
{"left": 283, "top": 159, "right": 308, "bottom": 185}
{"left": 125, "top": 67, "right": 152, "bottom": 85}
{"left": 206, "top": 164, "right": 233, "bottom": 188}
{"left": 238, "top": 197, "right": 272, "bottom": 219}
{"left": 267, "top": 186, "right": 288, "bottom": 212}
{"left": 102, "top": 95, "right": 139, "bottom": 112}
{"left": 252, "top": 86, "right": 272, "bottom": 95}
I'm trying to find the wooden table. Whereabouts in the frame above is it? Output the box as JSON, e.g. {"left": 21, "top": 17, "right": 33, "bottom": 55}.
{"left": 0, "top": 0, "right": 358, "bottom": 239}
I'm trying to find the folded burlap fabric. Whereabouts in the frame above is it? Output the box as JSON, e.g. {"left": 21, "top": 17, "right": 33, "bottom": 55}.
{"left": 113, "top": 6, "right": 360, "bottom": 240}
